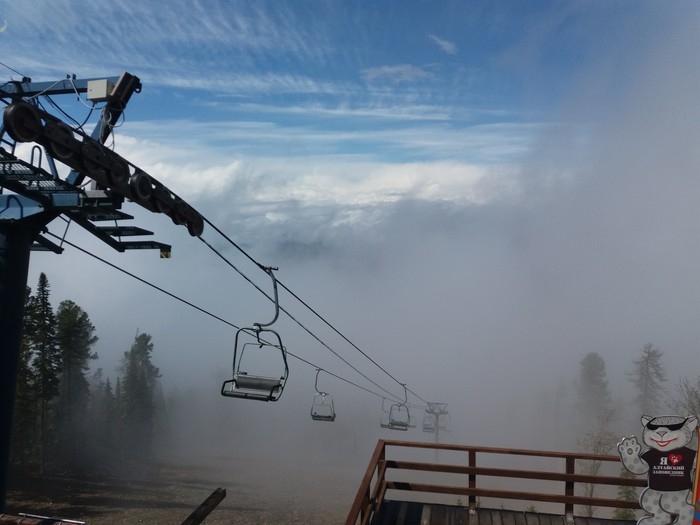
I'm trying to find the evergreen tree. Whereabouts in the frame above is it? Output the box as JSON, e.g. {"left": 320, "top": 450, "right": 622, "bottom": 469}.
{"left": 671, "top": 377, "right": 700, "bottom": 418}
{"left": 27, "top": 273, "right": 61, "bottom": 474}
{"left": 86, "top": 369, "right": 119, "bottom": 472}
{"left": 628, "top": 343, "right": 666, "bottom": 415}
{"left": 11, "top": 286, "right": 38, "bottom": 472}
{"left": 575, "top": 353, "right": 617, "bottom": 517}
{"left": 576, "top": 352, "right": 612, "bottom": 420}
{"left": 120, "top": 333, "right": 161, "bottom": 465}
{"left": 54, "top": 300, "right": 98, "bottom": 471}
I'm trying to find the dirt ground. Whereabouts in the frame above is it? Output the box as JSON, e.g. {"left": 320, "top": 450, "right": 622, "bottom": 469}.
{"left": 5, "top": 456, "right": 361, "bottom": 524}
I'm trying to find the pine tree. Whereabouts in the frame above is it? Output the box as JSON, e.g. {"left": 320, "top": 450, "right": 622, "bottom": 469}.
{"left": 671, "top": 377, "right": 700, "bottom": 418}
{"left": 576, "top": 352, "right": 612, "bottom": 420}
{"left": 628, "top": 343, "right": 666, "bottom": 415}
{"left": 87, "top": 369, "right": 119, "bottom": 472}
{"left": 11, "top": 286, "right": 38, "bottom": 472}
{"left": 54, "top": 299, "right": 98, "bottom": 471}
{"left": 27, "top": 273, "right": 61, "bottom": 474}
{"left": 120, "top": 333, "right": 161, "bottom": 465}
{"left": 575, "top": 352, "right": 617, "bottom": 517}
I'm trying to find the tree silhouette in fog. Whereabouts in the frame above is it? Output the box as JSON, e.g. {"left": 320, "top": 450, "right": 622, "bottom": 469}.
{"left": 54, "top": 299, "right": 98, "bottom": 471}
{"left": 120, "top": 332, "right": 161, "bottom": 465}
{"left": 628, "top": 343, "right": 666, "bottom": 415}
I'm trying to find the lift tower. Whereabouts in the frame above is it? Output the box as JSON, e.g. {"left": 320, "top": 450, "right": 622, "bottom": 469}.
{"left": 0, "top": 72, "right": 204, "bottom": 510}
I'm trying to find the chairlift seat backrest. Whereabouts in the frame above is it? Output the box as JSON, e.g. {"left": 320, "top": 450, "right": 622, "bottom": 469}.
{"left": 310, "top": 370, "right": 336, "bottom": 422}
{"left": 388, "top": 420, "right": 409, "bottom": 431}
{"left": 387, "top": 403, "right": 410, "bottom": 431}
{"left": 311, "top": 410, "right": 336, "bottom": 422}
{"left": 235, "top": 374, "right": 283, "bottom": 392}
{"left": 311, "top": 393, "right": 336, "bottom": 421}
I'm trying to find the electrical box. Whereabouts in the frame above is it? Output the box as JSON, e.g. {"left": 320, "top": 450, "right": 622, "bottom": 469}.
{"left": 87, "top": 79, "right": 114, "bottom": 102}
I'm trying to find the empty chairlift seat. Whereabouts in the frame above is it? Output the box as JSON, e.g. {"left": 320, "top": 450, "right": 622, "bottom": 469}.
{"left": 310, "top": 369, "right": 336, "bottom": 421}
{"left": 221, "top": 335, "right": 289, "bottom": 402}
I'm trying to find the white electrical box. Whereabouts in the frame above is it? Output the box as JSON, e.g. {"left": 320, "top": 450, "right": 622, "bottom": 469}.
{"left": 87, "top": 79, "right": 114, "bottom": 102}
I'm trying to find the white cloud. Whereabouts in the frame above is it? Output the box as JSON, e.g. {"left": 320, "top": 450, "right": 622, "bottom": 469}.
{"left": 429, "top": 34, "right": 457, "bottom": 55}
{"left": 361, "top": 65, "right": 433, "bottom": 84}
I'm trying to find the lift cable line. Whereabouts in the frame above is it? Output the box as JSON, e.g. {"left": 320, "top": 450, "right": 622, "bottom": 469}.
{"left": 41, "top": 230, "right": 411, "bottom": 406}
{"left": 198, "top": 231, "right": 410, "bottom": 405}
{"left": 200, "top": 216, "right": 429, "bottom": 406}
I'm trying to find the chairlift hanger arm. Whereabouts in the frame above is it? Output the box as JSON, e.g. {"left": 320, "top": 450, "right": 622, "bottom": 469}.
{"left": 253, "top": 265, "right": 280, "bottom": 330}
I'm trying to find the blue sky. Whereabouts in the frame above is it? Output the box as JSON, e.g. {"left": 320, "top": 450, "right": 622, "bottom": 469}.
{"left": 3, "top": 1, "right": 700, "bottom": 450}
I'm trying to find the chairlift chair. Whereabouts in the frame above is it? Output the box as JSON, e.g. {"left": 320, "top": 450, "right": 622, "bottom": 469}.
{"left": 221, "top": 331, "right": 288, "bottom": 402}
{"left": 386, "top": 384, "right": 410, "bottom": 431}
{"left": 221, "top": 266, "right": 289, "bottom": 402}
{"left": 422, "top": 413, "right": 436, "bottom": 433}
{"left": 387, "top": 403, "right": 410, "bottom": 431}
{"left": 310, "top": 369, "right": 336, "bottom": 422}
{"left": 379, "top": 397, "right": 392, "bottom": 428}
{"left": 379, "top": 411, "right": 391, "bottom": 429}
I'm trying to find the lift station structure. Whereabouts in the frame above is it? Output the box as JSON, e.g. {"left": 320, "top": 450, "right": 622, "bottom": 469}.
{"left": 0, "top": 72, "right": 204, "bottom": 510}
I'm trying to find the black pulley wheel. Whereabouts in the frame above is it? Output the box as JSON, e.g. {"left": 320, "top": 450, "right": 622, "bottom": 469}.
{"left": 44, "top": 121, "right": 76, "bottom": 161}
{"left": 3, "top": 102, "right": 42, "bottom": 143}
{"left": 187, "top": 212, "right": 204, "bottom": 237}
{"left": 130, "top": 171, "right": 154, "bottom": 200}
{"left": 107, "top": 156, "right": 129, "bottom": 188}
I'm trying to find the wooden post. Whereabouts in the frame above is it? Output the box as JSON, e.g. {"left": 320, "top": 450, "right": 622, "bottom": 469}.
{"left": 468, "top": 450, "right": 477, "bottom": 513}
{"left": 565, "top": 457, "right": 575, "bottom": 520}
{"left": 180, "top": 488, "right": 226, "bottom": 525}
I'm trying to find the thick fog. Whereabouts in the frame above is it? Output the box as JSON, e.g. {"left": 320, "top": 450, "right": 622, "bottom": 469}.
{"left": 17, "top": 4, "right": 700, "bottom": 503}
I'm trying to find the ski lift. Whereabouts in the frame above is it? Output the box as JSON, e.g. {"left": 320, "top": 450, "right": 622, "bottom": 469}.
{"left": 310, "top": 369, "right": 336, "bottom": 422}
{"left": 379, "top": 398, "right": 391, "bottom": 428}
{"left": 386, "top": 384, "right": 410, "bottom": 431}
{"left": 422, "top": 413, "right": 436, "bottom": 433}
{"left": 221, "top": 267, "right": 289, "bottom": 402}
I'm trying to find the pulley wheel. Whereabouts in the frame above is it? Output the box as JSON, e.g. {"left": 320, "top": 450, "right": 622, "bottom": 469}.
{"left": 107, "top": 156, "right": 129, "bottom": 189}
{"left": 44, "top": 121, "right": 76, "bottom": 162}
{"left": 153, "top": 186, "right": 175, "bottom": 214}
{"left": 80, "top": 141, "right": 108, "bottom": 185}
{"left": 3, "top": 102, "right": 42, "bottom": 143}
{"left": 187, "top": 212, "right": 204, "bottom": 237}
{"left": 129, "top": 171, "right": 155, "bottom": 207}
{"left": 81, "top": 140, "right": 105, "bottom": 171}
{"left": 170, "top": 199, "right": 188, "bottom": 226}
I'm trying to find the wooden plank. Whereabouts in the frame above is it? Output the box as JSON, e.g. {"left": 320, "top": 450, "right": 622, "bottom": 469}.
{"left": 491, "top": 509, "right": 504, "bottom": 525}
{"left": 382, "top": 482, "right": 639, "bottom": 510}
{"left": 421, "top": 504, "right": 432, "bottom": 525}
{"left": 524, "top": 511, "right": 540, "bottom": 525}
{"left": 384, "top": 461, "right": 646, "bottom": 487}
{"left": 479, "top": 508, "right": 493, "bottom": 525}
{"left": 500, "top": 510, "right": 518, "bottom": 525}
{"left": 179, "top": 487, "right": 226, "bottom": 525}
{"left": 514, "top": 511, "right": 529, "bottom": 525}
{"left": 431, "top": 505, "right": 447, "bottom": 525}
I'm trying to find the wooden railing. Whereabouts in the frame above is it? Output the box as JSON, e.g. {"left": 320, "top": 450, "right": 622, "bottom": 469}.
{"left": 345, "top": 440, "right": 645, "bottom": 525}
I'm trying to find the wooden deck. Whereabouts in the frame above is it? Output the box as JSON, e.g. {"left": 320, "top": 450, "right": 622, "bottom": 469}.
{"left": 371, "top": 503, "right": 636, "bottom": 525}
{"left": 346, "top": 440, "right": 643, "bottom": 525}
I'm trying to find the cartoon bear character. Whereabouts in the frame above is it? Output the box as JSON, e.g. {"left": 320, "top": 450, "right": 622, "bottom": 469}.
{"left": 618, "top": 415, "right": 699, "bottom": 525}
